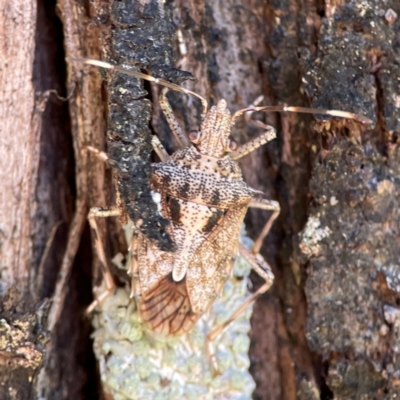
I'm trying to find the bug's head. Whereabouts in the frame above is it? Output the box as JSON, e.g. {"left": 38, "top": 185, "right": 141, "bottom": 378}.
{"left": 188, "top": 99, "right": 237, "bottom": 158}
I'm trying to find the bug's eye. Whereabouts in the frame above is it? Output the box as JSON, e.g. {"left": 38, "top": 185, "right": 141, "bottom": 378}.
{"left": 188, "top": 130, "right": 200, "bottom": 143}
{"left": 228, "top": 139, "right": 238, "bottom": 152}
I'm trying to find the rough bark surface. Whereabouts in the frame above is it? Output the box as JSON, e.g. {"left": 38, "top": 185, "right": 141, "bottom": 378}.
{"left": 92, "top": 0, "right": 189, "bottom": 252}
{"left": 0, "top": 1, "right": 37, "bottom": 291}
{"left": 0, "top": 0, "right": 399, "bottom": 399}
{"left": 0, "top": 2, "right": 46, "bottom": 399}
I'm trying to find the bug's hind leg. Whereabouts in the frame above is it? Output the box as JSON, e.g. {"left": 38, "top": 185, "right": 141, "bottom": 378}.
{"left": 206, "top": 198, "right": 279, "bottom": 373}
{"left": 206, "top": 243, "right": 275, "bottom": 373}
{"left": 86, "top": 207, "right": 121, "bottom": 314}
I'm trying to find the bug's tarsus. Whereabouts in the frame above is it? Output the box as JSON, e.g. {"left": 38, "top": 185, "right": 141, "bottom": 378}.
{"left": 87, "top": 145, "right": 121, "bottom": 169}
{"left": 87, "top": 145, "right": 109, "bottom": 163}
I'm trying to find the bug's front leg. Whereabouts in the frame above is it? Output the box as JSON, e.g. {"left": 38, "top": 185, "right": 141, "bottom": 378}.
{"left": 159, "top": 88, "right": 189, "bottom": 148}
{"left": 231, "top": 125, "right": 276, "bottom": 160}
{"left": 231, "top": 98, "right": 277, "bottom": 161}
{"left": 151, "top": 135, "right": 169, "bottom": 161}
{"left": 86, "top": 207, "right": 121, "bottom": 314}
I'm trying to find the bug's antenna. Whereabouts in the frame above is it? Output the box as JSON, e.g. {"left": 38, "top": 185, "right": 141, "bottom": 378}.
{"left": 232, "top": 105, "right": 373, "bottom": 125}
{"left": 69, "top": 57, "right": 208, "bottom": 115}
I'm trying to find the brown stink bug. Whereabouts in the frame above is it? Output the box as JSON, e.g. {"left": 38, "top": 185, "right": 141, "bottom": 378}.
{"left": 71, "top": 58, "right": 372, "bottom": 355}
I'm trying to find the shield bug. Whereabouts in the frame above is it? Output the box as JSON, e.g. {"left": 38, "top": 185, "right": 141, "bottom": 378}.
{"left": 71, "top": 58, "right": 371, "bottom": 354}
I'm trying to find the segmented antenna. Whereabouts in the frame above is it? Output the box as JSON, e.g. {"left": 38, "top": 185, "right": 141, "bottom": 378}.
{"left": 232, "top": 105, "right": 373, "bottom": 125}
{"left": 69, "top": 57, "right": 373, "bottom": 125}
{"left": 69, "top": 57, "right": 208, "bottom": 115}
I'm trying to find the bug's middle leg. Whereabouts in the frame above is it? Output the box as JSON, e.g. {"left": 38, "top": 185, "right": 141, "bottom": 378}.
{"left": 248, "top": 198, "right": 280, "bottom": 254}
{"left": 86, "top": 207, "right": 121, "bottom": 314}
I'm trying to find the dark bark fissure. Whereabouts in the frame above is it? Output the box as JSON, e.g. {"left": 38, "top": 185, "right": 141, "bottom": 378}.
{"left": 32, "top": 1, "right": 100, "bottom": 399}
{"left": 33, "top": 0, "right": 74, "bottom": 300}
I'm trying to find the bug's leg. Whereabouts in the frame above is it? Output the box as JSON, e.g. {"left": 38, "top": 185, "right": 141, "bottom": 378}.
{"left": 248, "top": 198, "right": 280, "bottom": 254}
{"left": 86, "top": 145, "right": 123, "bottom": 172}
{"left": 86, "top": 145, "right": 109, "bottom": 162}
{"left": 231, "top": 124, "right": 276, "bottom": 160}
{"left": 230, "top": 96, "right": 276, "bottom": 160}
{"left": 127, "top": 226, "right": 141, "bottom": 299}
{"left": 206, "top": 243, "right": 275, "bottom": 373}
{"left": 159, "top": 88, "right": 189, "bottom": 148}
{"left": 86, "top": 207, "right": 121, "bottom": 314}
{"left": 151, "top": 135, "right": 169, "bottom": 161}
{"left": 207, "top": 198, "right": 279, "bottom": 372}
{"left": 87, "top": 145, "right": 128, "bottom": 225}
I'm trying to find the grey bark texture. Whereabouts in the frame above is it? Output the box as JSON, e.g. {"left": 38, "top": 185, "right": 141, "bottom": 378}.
{"left": 0, "top": 0, "right": 399, "bottom": 399}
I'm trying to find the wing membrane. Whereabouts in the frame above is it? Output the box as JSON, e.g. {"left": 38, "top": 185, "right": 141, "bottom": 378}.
{"left": 138, "top": 273, "right": 198, "bottom": 335}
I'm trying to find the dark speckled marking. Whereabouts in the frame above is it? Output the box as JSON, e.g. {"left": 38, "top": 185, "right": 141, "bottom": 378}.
{"left": 168, "top": 197, "right": 181, "bottom": 224}
{"left": 210, "top": 189, "right": 221, "bottom": 206}
{"left": 162, "top": 173, "right": 172, "bottom": 186}
{"left": 177, "top": 182, "right": 190, "bottom": 198}
{"left": 203, "top": 209, "right": 224, "bottom": 233}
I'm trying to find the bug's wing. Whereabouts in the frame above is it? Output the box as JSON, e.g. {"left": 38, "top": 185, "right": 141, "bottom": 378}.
{"left": 136, "top": 237, "right": 199, "bottom": 336}
{"left": 136, "top": 205, "right": 247, "bottom": 336}
{"left": 138, "top": 273, "right": 199, "bottom": 336}
{"left": 185, "top": 205, "right": 248, "bottom": 314}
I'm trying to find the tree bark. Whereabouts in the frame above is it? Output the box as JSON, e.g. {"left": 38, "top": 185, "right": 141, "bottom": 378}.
{"left": 0, "top": 0, "right": 399, "bottom": 399}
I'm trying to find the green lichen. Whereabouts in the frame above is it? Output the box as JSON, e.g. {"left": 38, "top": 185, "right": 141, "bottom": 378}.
{"left": 92, "top": 226, "right": 256, "bottom": 399}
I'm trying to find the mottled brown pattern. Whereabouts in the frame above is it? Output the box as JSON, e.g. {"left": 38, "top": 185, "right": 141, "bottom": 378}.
{"left": 136, "top": 101, "right": 264, "bottom": 335}
{"left": 83, "top": 65, "right": 278, "bottom": 338}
